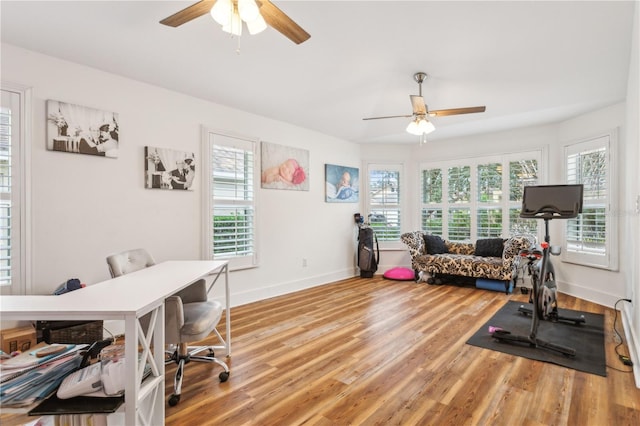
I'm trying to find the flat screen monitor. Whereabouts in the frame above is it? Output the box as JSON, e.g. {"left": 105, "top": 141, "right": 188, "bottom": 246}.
{"left": 520, "top": 184, "right": 583, "bottom": 219}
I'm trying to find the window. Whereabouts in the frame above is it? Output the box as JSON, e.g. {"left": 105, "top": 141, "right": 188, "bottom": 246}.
{"left": 420, "top": 152, "right": 540, "bottom": 241}
{"left": 508, "top": 158, "right": 539, "bottom": 235}
{"left": 367, "top": 164, "right": 402, "bottom": 242}
{"left": 203, "top": 130, "right": 258, "bottom": 270}
{"left": 420, "top": 168, "right": 442, "bottom": 235}
{"left": 563, "top": 132, "right": 617, "bottom": 270}
{"left": 1, "top": 84, "right": 30, "bottom": 295}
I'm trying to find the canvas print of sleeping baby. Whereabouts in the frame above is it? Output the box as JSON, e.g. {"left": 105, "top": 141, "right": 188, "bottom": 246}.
{"left": 261, "top": 142, "right": 309, "bottom": 191}
{"left": 325, "top": 164, "right": 359, "bottom": 203}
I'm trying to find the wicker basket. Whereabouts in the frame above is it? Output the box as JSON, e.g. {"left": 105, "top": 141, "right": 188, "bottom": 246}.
{"left": 39, "top": 320, "right": 104, "bottom": 344}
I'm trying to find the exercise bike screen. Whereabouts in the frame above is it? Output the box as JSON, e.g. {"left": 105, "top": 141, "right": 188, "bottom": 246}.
{"left": 520, "top": 184, "right": 583, "bottom": 219}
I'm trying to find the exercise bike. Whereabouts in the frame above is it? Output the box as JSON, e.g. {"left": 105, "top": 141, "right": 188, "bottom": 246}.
{"left": 516, "top": 238, "right": 585, "bottom": 325}
{"left": 492, "top": 184, "right": 585, "bottom": 357}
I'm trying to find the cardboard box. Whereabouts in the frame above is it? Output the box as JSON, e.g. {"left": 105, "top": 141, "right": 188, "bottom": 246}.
{"left": 1, "top": 325, "right": 37, "bottom": 354}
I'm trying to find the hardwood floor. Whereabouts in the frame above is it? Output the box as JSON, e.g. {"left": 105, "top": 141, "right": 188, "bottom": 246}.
{"left": 164, "top": 276, "right": 639, "bottom": 426}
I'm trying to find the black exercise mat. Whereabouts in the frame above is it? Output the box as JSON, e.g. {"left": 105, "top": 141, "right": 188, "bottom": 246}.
{"left": 466, "top": 300, "right": 606, "bottom": 376}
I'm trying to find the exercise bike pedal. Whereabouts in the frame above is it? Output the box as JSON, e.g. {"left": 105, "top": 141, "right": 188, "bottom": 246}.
{"left": 518, "top": 305, "right": 532, "bottom": 316}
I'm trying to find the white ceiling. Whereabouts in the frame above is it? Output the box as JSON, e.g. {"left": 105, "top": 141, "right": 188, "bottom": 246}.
{"left": 0, "top": 1, "right": 635, "bottom": 144}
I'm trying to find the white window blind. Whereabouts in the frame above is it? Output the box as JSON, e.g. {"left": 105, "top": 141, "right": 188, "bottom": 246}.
{"left": 368, "top": 165, "right": 402, "bottom": 242}
{"left": 508, "top": 158, "right": 539, "bottom": 235}
{"left": 420, "top": 151, "right": 541, "bottom": 242}
{"left": 0, "top": 100, "right": 12, "bottom": 287}
{"left": 477, "top": 162, "right": 502, "bottom": 238}
{"left": 204, "top": 131, "right": 258, "bottom": 270}
{"left": 421, "top": 168, "right": 443, "bottom": 236}
{"left": 1, "top": 86, "right": 28, "bottom": 295}
{"left": 563, "top": 133, "right": 617, "bottom": 270}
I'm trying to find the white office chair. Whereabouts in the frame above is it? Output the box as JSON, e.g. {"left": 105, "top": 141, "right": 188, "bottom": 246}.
{"left": 106, "top": 248, "right": 229, "bottom": 406}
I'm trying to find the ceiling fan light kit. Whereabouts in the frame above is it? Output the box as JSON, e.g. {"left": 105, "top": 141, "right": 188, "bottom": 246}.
{"left": 211, "top": 0, "right": 267, "bottom": 36}
{"left": 406, "top": 117, "right": 435, "bottom": 136}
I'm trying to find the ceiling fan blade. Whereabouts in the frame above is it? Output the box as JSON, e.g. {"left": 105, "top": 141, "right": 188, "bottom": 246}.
{"left": 363, "top": 114, "right": 413, "bottom": 121}
{"left": 258, "top": 0, "right": 310, "bottom": 44}
{"left": 160, "top": 0, "right": 216, "bottom": 27}
{"left": 410, "top": 95, "right": 427, "bottom": 115}
{"left": 427, "top": 106, "right": 486, "bottom": 117}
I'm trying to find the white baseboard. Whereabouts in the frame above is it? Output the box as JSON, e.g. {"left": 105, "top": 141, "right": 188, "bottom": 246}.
{"left": 222, "top": 268, "right": 356, "bottom": 307}
{"left": 104, "top": 268, "right": 358, "bottom": 337}
{"left": 557, "top": 279, "right": 619, "bottom": 307}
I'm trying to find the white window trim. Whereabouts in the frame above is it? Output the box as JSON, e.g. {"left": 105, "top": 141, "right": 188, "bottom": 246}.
{"left": 561, "top": 129, "right": 618, "bottom": 271}
{"left": 201, "top": 127, "right": 259, "bottom": 271}
{"left": 0, "top": 81, "right": 32, "bottom": 295}
{"left": 365, "top": 162, "right": 405, "bottom": 250}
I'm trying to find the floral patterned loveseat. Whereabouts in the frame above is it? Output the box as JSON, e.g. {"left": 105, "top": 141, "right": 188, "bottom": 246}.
{"left": 400, "top": 232, "right": 535, "bottom": 283}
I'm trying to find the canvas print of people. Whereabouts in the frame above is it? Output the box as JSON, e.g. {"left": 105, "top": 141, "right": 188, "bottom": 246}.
{"left": 46, "top": 100, "right": 119, "bottom": 158}
{"left": 260, "top": 142, "right": 309, "bottom": 191}
{"left": 145, "top": 146, "right": 196, "bottom": 190}
{"left": 325, "top": 164, "right": 359, "bottom": 203}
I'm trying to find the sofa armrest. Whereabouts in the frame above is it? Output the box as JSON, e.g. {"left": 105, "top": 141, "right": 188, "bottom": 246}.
{"left": 502, "top": 234, "right": 536, "bottom": 269}
{"left": 401, "top": 231, "right": 425, "bottom": 259}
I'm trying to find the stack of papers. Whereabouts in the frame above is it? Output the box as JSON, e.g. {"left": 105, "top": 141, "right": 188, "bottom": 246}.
{"left": 0, "top": 342, "right": 83, "bottom": 407}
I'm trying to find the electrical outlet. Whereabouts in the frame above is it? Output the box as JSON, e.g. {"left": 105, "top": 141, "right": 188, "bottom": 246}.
{"left": 302, "top": 258, "right": 308, "bottom": 267}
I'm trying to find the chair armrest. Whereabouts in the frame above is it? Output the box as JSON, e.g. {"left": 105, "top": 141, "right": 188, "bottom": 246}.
{"left": 173, "top": 279, "right": 207, "bottom": 303}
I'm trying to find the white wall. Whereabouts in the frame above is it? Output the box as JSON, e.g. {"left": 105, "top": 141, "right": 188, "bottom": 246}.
{"left": 1, "top": 43, "right": 361, "bottom": 308}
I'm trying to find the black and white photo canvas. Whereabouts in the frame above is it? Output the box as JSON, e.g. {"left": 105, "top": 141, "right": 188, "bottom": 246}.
{"left": 145, "top": 146, "right": 196, "bottom": 190}
{"left": 46, "top": 100, "right": 119, "bottom": 158}
{"left": 325, "top": 164, "right": 359, "bottom": 203}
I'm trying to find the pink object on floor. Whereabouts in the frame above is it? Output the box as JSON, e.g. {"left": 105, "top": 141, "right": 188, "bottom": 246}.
{"left": 383, "top": 267, "right": 415, "bottom": 281}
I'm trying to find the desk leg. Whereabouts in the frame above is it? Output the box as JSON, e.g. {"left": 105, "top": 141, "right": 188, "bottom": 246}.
{"left": 224, "top": 263, "right": 231, "bottom": 357}
{"left": 124, "top": 314, "right": 138, "bottom": 426}
{"left": 124, "top": 305, "right": 165, "bottom": 425}
{"left": 208, "top": 264, "right": 231, "bottom": 358}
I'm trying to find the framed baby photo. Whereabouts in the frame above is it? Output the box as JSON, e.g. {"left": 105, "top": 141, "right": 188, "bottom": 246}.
{"left": 325, "top": 164, "right": 359, "bottom": 203}
{"left": 47, "top": 99, "right": 119, "bottom": 158}
{"left": 145, "top": 146, "right": 196, "bottom": 190}
{"left": 260, "top": 142, "right": 309, "bottom": 191}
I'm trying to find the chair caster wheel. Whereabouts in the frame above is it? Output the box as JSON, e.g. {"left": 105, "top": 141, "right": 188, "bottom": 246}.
{"left": 219, "top": 371, "right": 229, "bottom": 382}
{"left": 168, "top": 394, "right": 181, "bottom": 406}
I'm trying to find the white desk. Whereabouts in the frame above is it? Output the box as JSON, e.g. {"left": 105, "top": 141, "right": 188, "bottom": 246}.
{"left": 0, "top": 260, "right": 229, "bottom": 426}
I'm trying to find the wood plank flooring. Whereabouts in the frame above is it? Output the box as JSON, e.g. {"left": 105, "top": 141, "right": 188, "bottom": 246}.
{"left": 164, "top": 276, "right": 640, "bottom": 426}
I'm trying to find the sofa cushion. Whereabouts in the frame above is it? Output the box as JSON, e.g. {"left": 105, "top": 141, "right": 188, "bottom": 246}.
{"left": 424, "top": 234, "right": 447, "bottom": 254}
{"left": 474, "top": 238, "right": 505, "bottom": 257}
{"left": 445, "top": 241, "right": 475, "bottom": 255}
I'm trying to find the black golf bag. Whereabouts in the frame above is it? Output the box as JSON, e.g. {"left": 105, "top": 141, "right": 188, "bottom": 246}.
{"left": 358, "top": 226, "right": 379, "bottom": 278}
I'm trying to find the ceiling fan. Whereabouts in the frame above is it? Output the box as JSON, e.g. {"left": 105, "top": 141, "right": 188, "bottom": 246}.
{"left": 363, "top": 72, "right": 486, "bottom": 136}
{"left": 159, "top": 0, "right": 310, "bottom": 45}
